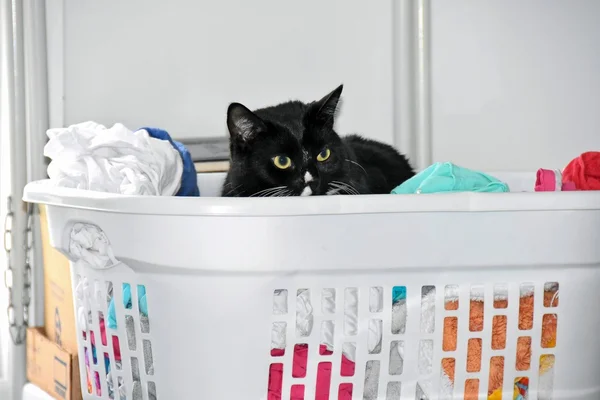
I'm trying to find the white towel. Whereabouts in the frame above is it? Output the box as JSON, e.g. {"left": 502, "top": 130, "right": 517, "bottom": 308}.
{"left": 45, "top": 121, "right": 182, "bottom": 195}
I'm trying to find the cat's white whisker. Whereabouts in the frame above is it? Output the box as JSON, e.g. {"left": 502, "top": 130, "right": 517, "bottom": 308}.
{"left": 345, "top": 159, "right": 368, "bottom": 176}
{"left": 268, "top": 190, "right": 286, "bottom": 197}
{"left": 330, "top": 181, "right": 360, "bottom": 195}
{"left": 223, "top": 183, "right": 244, "bottom": 196}
{"left": 341, "top": 182, "right": 360, "bottom": 195}
{"left": 328, "top": 183, "right": 348, "bottom": 195}
{"left": 267, "top": 187, "right": 294, "bottom": 197}
{"left": 250, "top": 186, "right": 287, "bottom": 197}
{"left": 258, "top": 189, "right": 284, "bottom": 197}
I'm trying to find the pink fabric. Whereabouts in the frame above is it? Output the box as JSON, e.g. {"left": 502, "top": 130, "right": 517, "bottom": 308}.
{"left": 535, "top": 169, "right": 558, "bottom": 191}
{"left": 535, "top": 168, "right": 576, "bottom": 191}
{"left": 293, "top": 344, "right": 308, "bottom": 378}
{"left": 268, "top": 345, "right": 355, "bottom": 400}
{"left": 100, "top": 317, "right": 107, "bottom": 345}
{"left": 94, "top": 317, "right": 121, "bottom": 362}
{"left": 112, "top": 335, "right": 121, "bottom": 362}
{"left": 563, "top": 151, "right": 600, "bottom": 190}
{"left": 86, "top": 332, "right": 102, "bottom": 396}
{"left": 562, "top": 181, "right": 576, "bottom": 191}
{"left": 315, "top": 360, "right": 332, "bottom": 400}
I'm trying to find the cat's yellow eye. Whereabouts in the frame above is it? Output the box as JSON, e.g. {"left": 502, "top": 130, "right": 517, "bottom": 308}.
{"left": 317, "top": 148, "right": 331, "bottom": 162}
{"left": 273, "top": 155, "right": 292, "bottom": 169}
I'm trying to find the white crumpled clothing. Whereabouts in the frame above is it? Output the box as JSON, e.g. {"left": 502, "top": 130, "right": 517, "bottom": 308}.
{"left": 45, "top": 121, "right": 182, "bottom": 195}
{"left": 74, "top": 276, "right": 92, "bottom": 332}
{"left": 69, "top": 223, "right": 117, "bottom": 269}
{"left": 271, "top": 288, "right": 371, "bottom": 362}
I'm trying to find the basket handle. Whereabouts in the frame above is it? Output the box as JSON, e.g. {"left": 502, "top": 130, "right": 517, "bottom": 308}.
{"left": 68, "top": 223, "right": 119, "bottom": 269}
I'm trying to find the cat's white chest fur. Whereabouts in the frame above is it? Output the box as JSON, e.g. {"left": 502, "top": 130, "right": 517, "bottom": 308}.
{"left": 301, "top": 172, "right": 314, "bottom": 196}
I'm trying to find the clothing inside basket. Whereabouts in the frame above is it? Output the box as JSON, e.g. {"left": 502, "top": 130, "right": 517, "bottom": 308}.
{"left": 438, "top": 283, "right": 557, "bottom": 400}
{"left": 269, "top": 287, "right": 399, "bottom": 400}
{"left": 76, "top": 277, "right": 154, "bottom": 400}
{"left": 268, "top": 284, "right": 558, "bottom": 400}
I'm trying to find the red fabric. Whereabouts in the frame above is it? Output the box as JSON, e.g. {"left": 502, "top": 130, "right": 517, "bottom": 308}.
{"left": 268, "top": 345, "right": 355, "bottom": 400}
{"left": 338, "top": 383, "right": 353, "bottom": 399}
{"left": 292, "top": 344, "right": 308, "bottom": 378}
{"left": 99, "top": 317, "right": 107, "bottom": 346}
{"left": 94, "top": 317, "right": 120, "bottom": 362}
{"left": 319, "top": 345, "right": 333, "bottom": 356}
{"left": 271, "top": 348, "right": 285, "bottom": 357}
{"left": 340, "top": 350, "right": 355, "bottom": 378}
{"left": 290, "top": 385, "right": 305, "bottom": 399}
{"left": 112, "top": 335, "right": 121, "bottom": 362}
{"left": 268, "top": 363, "right": 284, "bottom": 400}
{"left": 563, "top": 151, "right": 600, "bottom": 190}
{"left": 315, "top": 362, "right": 332, "bottom": 400}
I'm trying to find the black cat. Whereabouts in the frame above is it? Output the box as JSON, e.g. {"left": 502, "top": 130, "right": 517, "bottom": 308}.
{"left": 222, "top": 85, "right": 414, "bottom": 197}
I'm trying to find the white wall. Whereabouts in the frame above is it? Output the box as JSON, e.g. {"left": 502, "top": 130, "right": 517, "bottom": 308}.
{"left": 53, "top": 0, "right": 395, "bottom": 143}
{"left": 431, "top": 0, "right": 600, "bottom": 170}
{"left": 47, "top": 0, "right": 600, "bottom": 171}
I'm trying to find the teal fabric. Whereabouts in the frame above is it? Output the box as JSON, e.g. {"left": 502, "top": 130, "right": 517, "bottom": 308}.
{"left": 391, "top": 162, "right": 509, "bottom": 194}
{"left": 392, "top": 286, "right": 406, "bottom": 304}
{"left": 107, "top": 283, "right": 148, "bottom": 329}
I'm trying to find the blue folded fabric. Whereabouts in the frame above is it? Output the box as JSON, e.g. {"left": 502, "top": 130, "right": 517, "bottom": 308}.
{"left": 391, "top": 162, "right": 509, "bottom": 194}
{"left": 142, "top": 127, "right": 200, "bottom": 197}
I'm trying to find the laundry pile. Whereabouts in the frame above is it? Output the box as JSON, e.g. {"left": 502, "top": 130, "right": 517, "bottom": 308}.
{"left": 44, "top": 121, "right": 199, "bottom": 196}
{"left": 535, "top": 151, "right": 600, "bottom": 192}
{"left": 391, "top": 151, "right": 600, "bottom": 195}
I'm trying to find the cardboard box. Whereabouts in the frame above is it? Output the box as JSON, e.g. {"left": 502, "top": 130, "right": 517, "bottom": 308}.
{"left": 27, "top": 327, "right": 82, "bottom": 400}
{"left": 194, "top": 160, "right": 229, "bottom": 173}
{"left": 39, "top": 206, "right": 78, "bottom": 354}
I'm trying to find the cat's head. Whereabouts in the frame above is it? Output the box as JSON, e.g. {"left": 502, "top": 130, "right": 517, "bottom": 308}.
{"left": 225, "top": 85, "right": 357, "bottom": 197}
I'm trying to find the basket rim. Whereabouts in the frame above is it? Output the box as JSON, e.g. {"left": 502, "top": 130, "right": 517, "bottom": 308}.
{"left": 23, "top": 179, "right": 600, "bottom": 217}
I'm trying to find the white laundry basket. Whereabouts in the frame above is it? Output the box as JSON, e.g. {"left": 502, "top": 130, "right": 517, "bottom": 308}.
{"left": 23, "top": 172, "right": 600, "bottom": 400}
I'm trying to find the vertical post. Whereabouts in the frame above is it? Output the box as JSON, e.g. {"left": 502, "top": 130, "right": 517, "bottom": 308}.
{"left": 415, "top": 0, "right": 432, "bottom": 170}
{"left": 45, "top": 0, "right": 65, "bottom": 129}
{"left": 24, "top": 0, "right": 50, "bottom": 329}
{"left": 24, "top": 0, "right": 49, "bottom": 183}
{"left": 392, "top": 0, "right": 417, "bottom": 163}
{"left": 1, "top": 0, "right": 30, "bottom": 398}
{"left": 392, "top": 0, "right": 433, "bottom": 171}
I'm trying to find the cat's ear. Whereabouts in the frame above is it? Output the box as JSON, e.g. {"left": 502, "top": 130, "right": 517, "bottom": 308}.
{"left": 308, "top": 84, "right": 343, "bottom": 129}
{"left": 227, "top": 103, "right": 267, "bottom": 141}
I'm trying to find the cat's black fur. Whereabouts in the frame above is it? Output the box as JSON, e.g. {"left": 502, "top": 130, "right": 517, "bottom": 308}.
{"left": 222, "top": 85, "right": 414, "bottom": 197}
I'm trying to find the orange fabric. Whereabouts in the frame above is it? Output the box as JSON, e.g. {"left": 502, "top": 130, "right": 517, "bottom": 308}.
{"left": 464, "top": 379, "right": 479, "bottom": 400}
{"left": 442, "top": 290, "right": 558, "bottom": 397}
{"left": 562, "top": 151, "right": 600, "bottom": 190}
{"left": 467, "top": 339, "right": 482, "bottom": 372}
{"left": 491, "top": 316, "right": 507, "bottom": 350}
{"left": 516, "top": 337, "right": 532, "bottom": 371}
{"left": 443, "top": 316, "right": 458, "bottom": 351}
